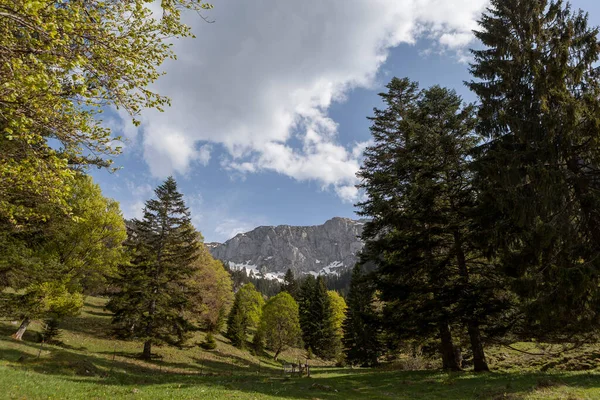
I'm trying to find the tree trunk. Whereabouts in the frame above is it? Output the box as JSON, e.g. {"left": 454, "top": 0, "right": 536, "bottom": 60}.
{"left": 438, "top": 322, "right": 461, "bottom": 371}
{"left": 274, "top": 348, "right": 281, "bottom": 361}
{"left": 13, "top": 317, "right": 31, "bottom": 340}
{"left": 468, "top": 321, "right": 489, "bottom": 372}
{"left": 142, "top": 340, "right": 152, "bottom": 360}
{"left": 453, "top": 231, "right": 489, "bottom": 372}
{"left": 142, "top": 297, "right": 156, "bottom": 360}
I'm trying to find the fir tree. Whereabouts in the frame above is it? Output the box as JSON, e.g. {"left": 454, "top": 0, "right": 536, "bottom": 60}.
{"left": 280, "top": 269, "right": 299, "bottom": 300}
{"left": 468, "top": 0, "right": 600, "bottom": 341}
{"left": 357, "top": 78, "right": 507, "bottom": 371}
{"left": 225, "top": 300, "right": 246, "bottom": 348}
{"left": 225, "top": 283, "right": 264, "bottom": 348}
{"left": 342, "top": 265, "right": 381, "bottom": 367}
{"left": 200, "top": 332, "right": 217, "bottom": 350}
{"left": 251, "top": 326, "right": 265, "bottom": 354}
{"left": 298, "top": 275, "right": 317, "bottom": 353}
{"left": 107, "top": 177, "right": 200, "bottom": 360}
{"left": 41, "top": 317, "right": 62, "bottom": 344}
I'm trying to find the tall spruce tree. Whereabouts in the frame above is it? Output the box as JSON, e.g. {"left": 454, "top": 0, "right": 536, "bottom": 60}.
{"left": 298, "top": 275, "right": 317, "bottom": 353}
{"left": 107, "top": 177, "right": 199, "bottom": 360}
{"left": 357, "top": 78, "right": 507, "bottom": 371}
{"left": 468, "top": 0, "right": 600, "bottom": 341}
{"left": 312, "top": 276, "right": 341, "bottom": 360}
{"left": 298, "top": 275, "right": 339, "bottom": 360}
{"left": 225, "top": 300, "right": 246, "bottom": 348}
{"left": 342, "top": 265, "right": 381, "bottom": 367}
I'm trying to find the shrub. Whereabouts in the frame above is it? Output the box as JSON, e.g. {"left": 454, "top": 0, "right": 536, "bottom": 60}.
{"left": 41, "top": 318, "right": 61, "bottom": 343}
{"left": 200, "top": 332, "right": 217, "bottom": 350}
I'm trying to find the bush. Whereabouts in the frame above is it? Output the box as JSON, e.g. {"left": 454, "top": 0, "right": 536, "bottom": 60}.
{"left": 200, "top": 332, "right": 217, "bottom": 350}
{"left": 252, "top": 329, "right": 264, "bottom": 353}
{"left": 335, "top": 353, "right": 347, "bottom": 367}
{"left": 41, "top": 318, "right": 61, "bottom": 343}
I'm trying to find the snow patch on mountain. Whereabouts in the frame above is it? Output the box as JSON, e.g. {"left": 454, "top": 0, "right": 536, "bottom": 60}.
{"left": 209, "top": 217, "right": 367, "bottom": 280}
{"left": 227, "top": 260, "right": 286, "bottom": 283}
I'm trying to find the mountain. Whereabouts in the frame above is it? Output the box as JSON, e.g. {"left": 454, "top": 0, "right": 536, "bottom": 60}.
{"left": 206, "top": 217, "right": 366, "bottom": 281}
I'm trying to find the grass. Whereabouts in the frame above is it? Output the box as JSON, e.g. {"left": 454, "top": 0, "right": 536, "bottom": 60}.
{"left": 0, "top": 297, "right": 598, "bottom": 399}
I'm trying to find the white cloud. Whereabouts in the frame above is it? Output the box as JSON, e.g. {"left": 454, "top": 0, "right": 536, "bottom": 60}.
{"left": 132, "top": 0, "right": 488, "bottom": 201}
{"left": 128, "top": 201, "right": 145, "bottom": 220}
{"left": 439, "top": 32, "right": 475, "bottom": 49}
{"left": 197, "top": 144, "right": 212, "bottom": 166}
{"left": 126, "top": 181, "right": 153, "bottom": 198}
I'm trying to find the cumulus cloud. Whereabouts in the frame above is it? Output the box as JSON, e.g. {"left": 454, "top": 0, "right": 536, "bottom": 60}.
{"left": 132, "top": 0, "right": 488, "bottom": 200}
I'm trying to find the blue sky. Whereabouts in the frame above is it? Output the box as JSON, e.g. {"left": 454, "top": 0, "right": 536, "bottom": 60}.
{"left": 91, "top": 0, "right": 600, "bottom": 243}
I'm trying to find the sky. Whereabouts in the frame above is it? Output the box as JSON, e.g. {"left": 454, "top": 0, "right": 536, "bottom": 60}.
{"left": 91, "top": 0, "right": 600, "bottom": 243}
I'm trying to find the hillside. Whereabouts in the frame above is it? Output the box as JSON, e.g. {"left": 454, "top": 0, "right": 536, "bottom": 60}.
{"left": 1, "top": 297, "right": 600, "bottom": 399}
{"left": 207, "top": 217, "right": 366, "bottom": 280}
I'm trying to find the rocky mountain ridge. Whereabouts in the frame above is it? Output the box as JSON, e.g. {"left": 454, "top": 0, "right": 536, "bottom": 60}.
{"left": 206, "top": 217, "right": 366, "bottom": 281}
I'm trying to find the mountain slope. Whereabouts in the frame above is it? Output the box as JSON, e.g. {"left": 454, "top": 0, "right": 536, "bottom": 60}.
{"left": 207, "top": 217, "right": 365, "bottom": 279}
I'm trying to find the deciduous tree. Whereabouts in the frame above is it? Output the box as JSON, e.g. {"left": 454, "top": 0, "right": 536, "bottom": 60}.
{"left": 0, "top": 0, "right": 212, "bottom": 228}
{"left": 188, "top": 242, "right": 234, "bottom": 333}
{"left": 1, "top": 174, "right": 126, "bottom": 339}
{"left": 328, "top": 290, "right": 347, "bottom": 338}
{"left": 258, "top": 292, "right": 302, "bottom": 360}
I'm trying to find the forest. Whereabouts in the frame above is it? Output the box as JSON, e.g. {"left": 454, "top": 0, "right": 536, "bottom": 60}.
{"left": 1, "top": 0, "right": 600, "bottom": 399}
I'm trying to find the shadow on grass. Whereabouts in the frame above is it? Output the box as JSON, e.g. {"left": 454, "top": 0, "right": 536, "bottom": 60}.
{"left": 85, "top": 310, "right": 113, "bottom": 318}
{"left": 0, "top": 323, "right": 40, "bottom": 342}
{"left": 60, "top": 313, "right": 112, "bottom": 340}
{"left": 82, "top": 300, "right": 108, "bottom": 311}
{"left": 2, "top": 335, "right": 600, "bottom": 399}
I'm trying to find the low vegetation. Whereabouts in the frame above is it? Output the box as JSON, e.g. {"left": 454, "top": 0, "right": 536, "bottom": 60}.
{"left": 0, "top": 297, "right": 599, "bottom": 399}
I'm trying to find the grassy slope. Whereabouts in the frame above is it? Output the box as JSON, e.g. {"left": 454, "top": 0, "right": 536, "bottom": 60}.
{"left": 0, "top": 297, "right": 598, "bottom": 400}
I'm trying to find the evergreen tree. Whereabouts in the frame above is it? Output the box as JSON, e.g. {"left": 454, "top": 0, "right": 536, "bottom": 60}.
{"left": 251, "top": 326, "right": 265, "bottom": 354}
{"left": 357, "top": 77, "right": 507, "bottom": 371}
{"left": 342, "top": 265, "right": 381, "bottom": 367}
{"left": 299, "top": 276, "right": 344, "bottom": 360}
{"left": 200, "top": 332, "right": 217, "bottom": 350}
{"left": 468, "top": 0, "right": 600, "bottom": 341}
{"left": 225, "top": 300, "right": 246, "bottom": 348}
{"left": 41, "top": 317, "right": 62, "bottom": 344}
{"left": 107, "top": 177, "right": 200, "bottom": 360}
{"left": 312, "top": 277, "right": 340, "bottom": 360}
{"left": 280, "top": 269, "right": 299, "bottom": 299}
{"left": 298, "top": 275, "right": 317, "bottom": 353}
{"left": 225, "top": 283, "right": 264, "bottom": 348}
